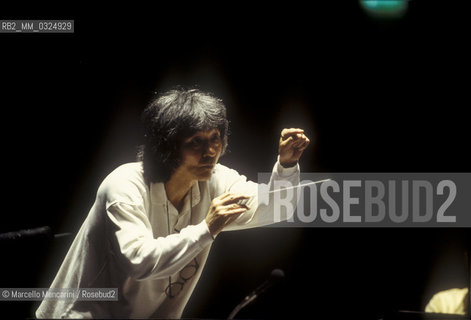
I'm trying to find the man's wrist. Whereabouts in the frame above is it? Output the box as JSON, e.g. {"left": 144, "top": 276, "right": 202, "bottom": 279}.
{"left": 204, "top": 218, "right": 217, "bottom": 240}
{"left": 279, "top": 160, "right": 298, "bottom": 168}
{"left": 276, "top": 156, "right": 299, "bottom": 177}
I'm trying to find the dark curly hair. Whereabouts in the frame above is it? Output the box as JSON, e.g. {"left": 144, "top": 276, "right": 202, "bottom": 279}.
{"left": 137, "top": 88, "right": 229, "bottom": 183}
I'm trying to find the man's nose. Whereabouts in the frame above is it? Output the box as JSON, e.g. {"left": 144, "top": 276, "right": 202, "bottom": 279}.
{"left": 202, "top": 141, "right": 217, "bottom": 157}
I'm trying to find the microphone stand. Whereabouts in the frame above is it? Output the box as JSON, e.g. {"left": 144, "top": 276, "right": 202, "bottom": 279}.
{"left": 228, "top": 294, "right": 258, "bottom": 320}
{"left": 227, "top": 269, "right": 284, "bottom": 319}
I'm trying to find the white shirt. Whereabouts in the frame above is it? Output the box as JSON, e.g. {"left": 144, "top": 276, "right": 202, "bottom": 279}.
{"left": 36, "top": 159, "right": 299, "bottom": 319}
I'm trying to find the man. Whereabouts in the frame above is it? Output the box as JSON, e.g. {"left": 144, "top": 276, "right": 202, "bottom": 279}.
{"left": 36, "top": 88, "right": 310, "bottom": 319}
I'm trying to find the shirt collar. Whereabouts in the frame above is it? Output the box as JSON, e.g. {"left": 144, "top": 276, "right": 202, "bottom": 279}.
{"left": 150, "top": 181, "right": 201, "bottom": 209}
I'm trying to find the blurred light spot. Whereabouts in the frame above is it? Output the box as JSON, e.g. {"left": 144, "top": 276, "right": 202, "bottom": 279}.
{"left": 360, "top": 0, "right": 409, "bottom": 19}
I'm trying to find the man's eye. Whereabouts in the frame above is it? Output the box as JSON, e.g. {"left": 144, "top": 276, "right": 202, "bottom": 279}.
{"left": 191, "top": 138, "right": 202, "bottom": 147}
{"left": 211, "top": 134, "right": 221, "bottom": 143}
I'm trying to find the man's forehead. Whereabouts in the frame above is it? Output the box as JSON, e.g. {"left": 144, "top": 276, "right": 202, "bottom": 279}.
{"left": 184, "top": 129, "right": 220, "bottom": 141}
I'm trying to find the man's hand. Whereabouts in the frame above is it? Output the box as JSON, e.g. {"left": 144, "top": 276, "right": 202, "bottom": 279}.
{"left": 278, "top": 128, "right": 310, "bottom": 168}
{"left": 205, "top": 193, "right": 250, "bottom": 238}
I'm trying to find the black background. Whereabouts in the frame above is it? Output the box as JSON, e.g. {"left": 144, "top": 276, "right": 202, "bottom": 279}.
{"left": 1, "top": 1, "right": 470, "bottom": 319}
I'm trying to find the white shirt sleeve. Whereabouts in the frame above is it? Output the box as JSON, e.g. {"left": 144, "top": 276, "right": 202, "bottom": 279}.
{"left": 99, "top": 164, "right": 214, "bottom": 281}
{"left": 218, "top": 157, "right": 300, "bottom": 231}
{"left": 105, "top": 202, "right": 213, "bottom": 280}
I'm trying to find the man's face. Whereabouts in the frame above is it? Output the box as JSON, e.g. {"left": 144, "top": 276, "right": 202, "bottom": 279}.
{"left": 176, "top": 129, "right": 223, "bottom": 181}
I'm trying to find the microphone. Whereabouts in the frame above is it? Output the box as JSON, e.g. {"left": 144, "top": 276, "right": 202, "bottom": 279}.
{"left": 245, "top": 269, "right": 285, "bottom": 301}
{"left": 228, "top": 269, "right": 285, "bottom": 319}
{"left": 0, "top": 226, "right": 73, "bottom": 242}
{"left": 0, "top": 226, "right": 52, "bottom": 241}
